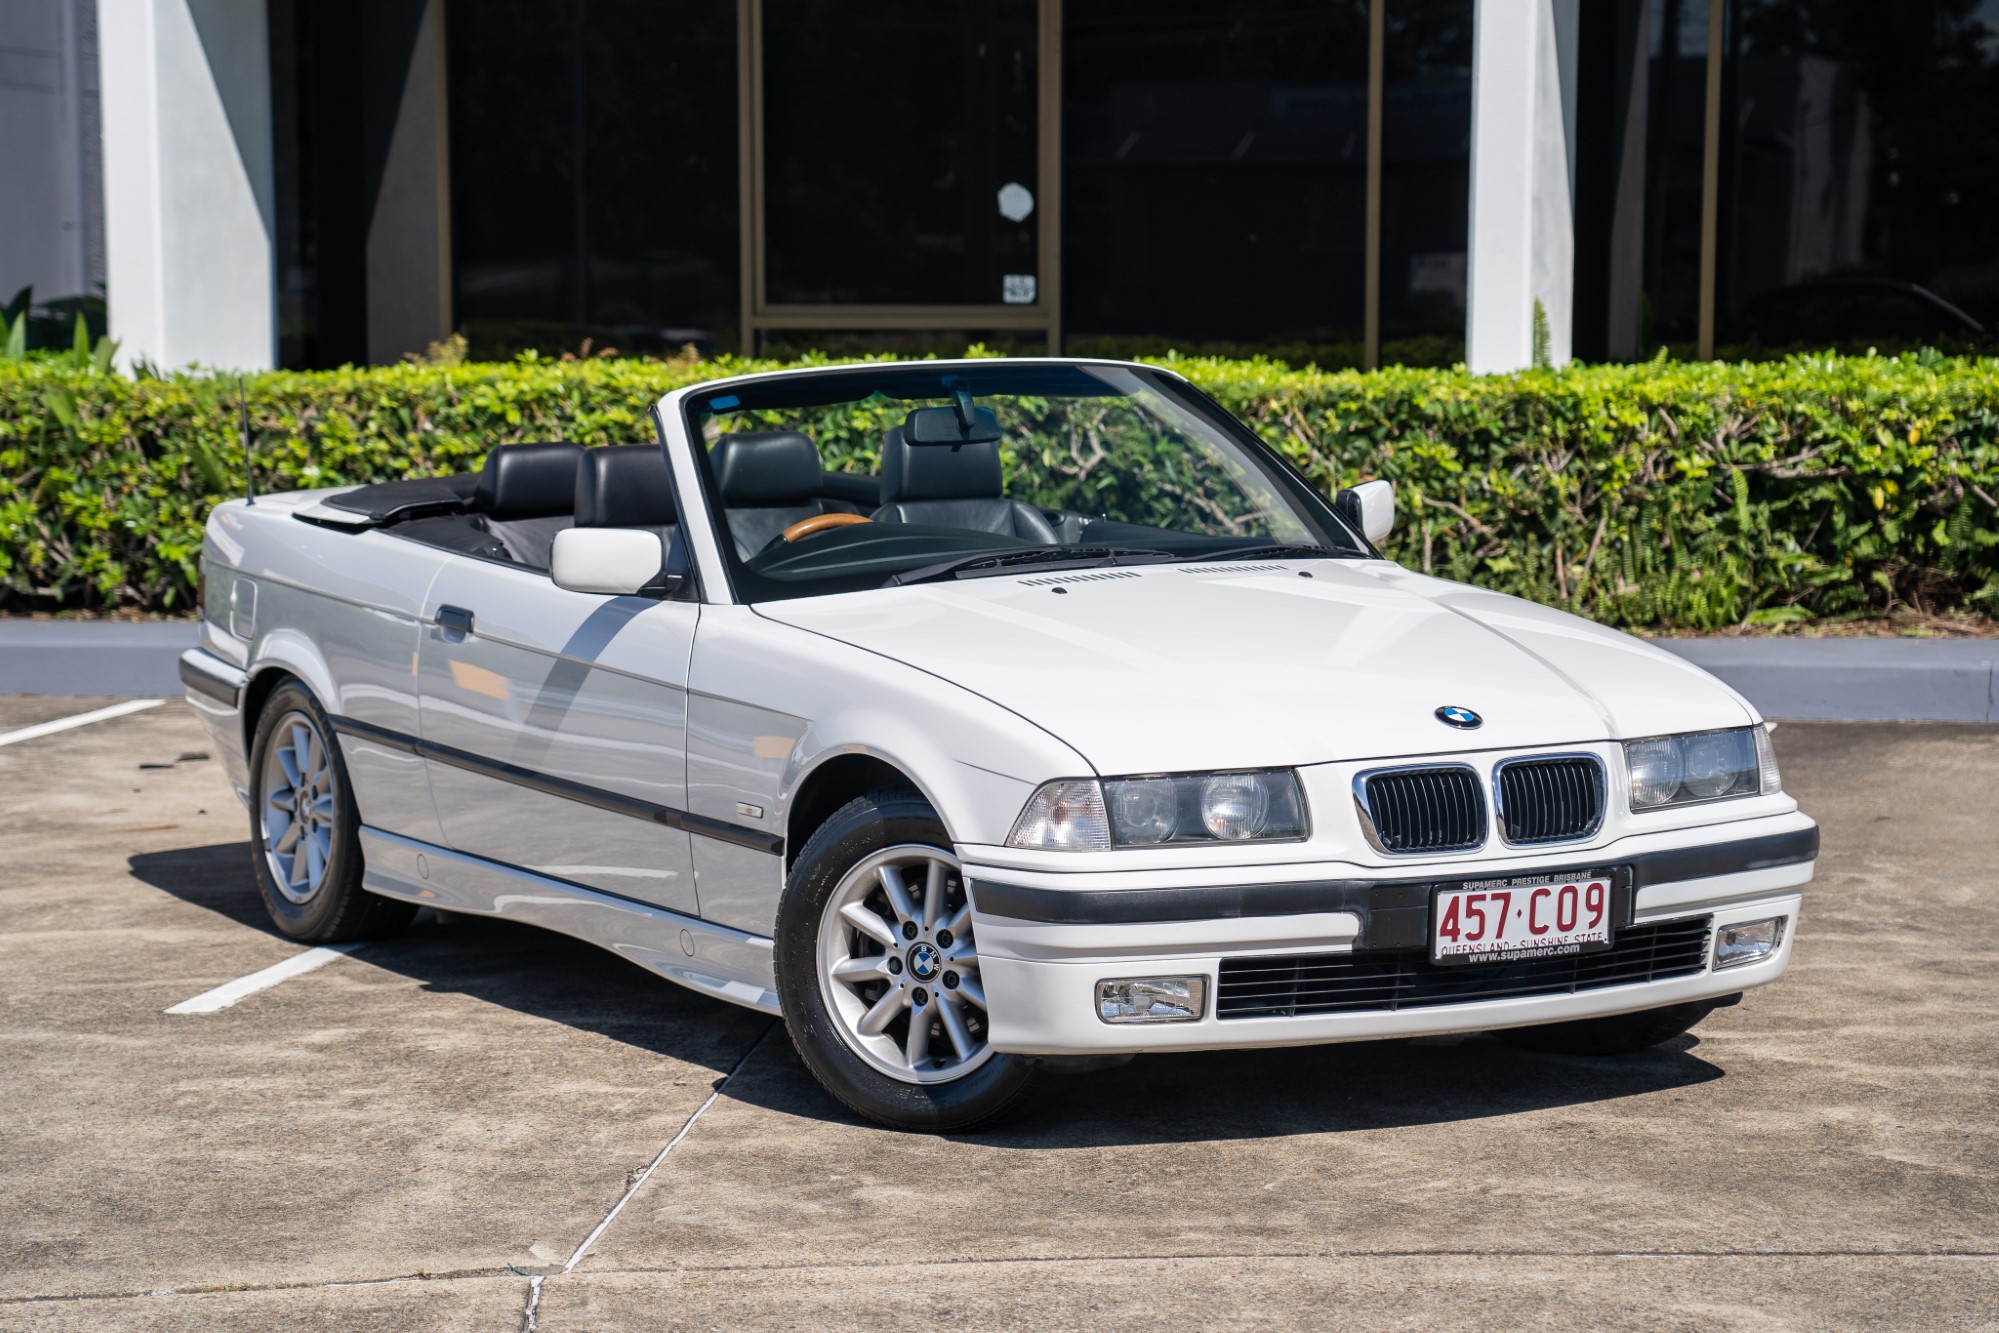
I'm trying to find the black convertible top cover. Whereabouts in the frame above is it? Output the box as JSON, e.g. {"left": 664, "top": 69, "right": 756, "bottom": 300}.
{"left": 321, "top": 473, "right": 478, "bottom": 525}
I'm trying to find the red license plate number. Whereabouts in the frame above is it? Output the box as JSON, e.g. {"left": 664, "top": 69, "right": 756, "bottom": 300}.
{"left": 1432, "top": 878, "right": 1613, "bottom": 963}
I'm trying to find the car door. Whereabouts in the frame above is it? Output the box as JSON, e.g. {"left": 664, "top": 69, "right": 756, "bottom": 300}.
{"left": 416, "top": 555, "right": 701, "bottom": 917}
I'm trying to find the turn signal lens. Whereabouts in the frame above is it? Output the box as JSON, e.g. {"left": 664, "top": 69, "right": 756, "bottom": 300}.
{"left": 1714, "top": 916, "right": 1785, "bottom": 969}
{"left": 1096, "top": 975, "right": 1206, "bottom": 1024}
{"left": 1007, "top": 780, "right": 1110, "bottom": 850}
{"left": 1754, "top": 724, "right": 1783, "bottom": 795}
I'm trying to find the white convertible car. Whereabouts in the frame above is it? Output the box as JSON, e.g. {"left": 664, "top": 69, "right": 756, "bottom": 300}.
{"left": 181, "top": 359, "right": 1816, "bottom": 1130}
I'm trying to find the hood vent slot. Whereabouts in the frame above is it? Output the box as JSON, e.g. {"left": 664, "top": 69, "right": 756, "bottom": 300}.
{"left": 1179, "top": 564, "right": 1286, "bottom": 575}
{"left": 1018, "top": 570, "right": 1143, "bottom": 586}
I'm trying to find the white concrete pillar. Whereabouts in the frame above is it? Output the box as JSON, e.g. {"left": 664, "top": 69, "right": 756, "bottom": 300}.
{"left": 100, "top": 0, "right": 275, "bottom": 371}
{"left": 1465, "top": 0, "right": 1578, "bottom": 372}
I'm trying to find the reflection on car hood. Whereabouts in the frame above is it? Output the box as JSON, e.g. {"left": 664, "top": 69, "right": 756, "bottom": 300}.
{"left": 755, "top": 560, "right": 1756, "bottom": 774}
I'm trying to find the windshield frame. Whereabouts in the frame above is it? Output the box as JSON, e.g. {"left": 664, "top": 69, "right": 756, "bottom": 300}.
{"left": 667, "top": 358, "right": 1374, "bottom": 606}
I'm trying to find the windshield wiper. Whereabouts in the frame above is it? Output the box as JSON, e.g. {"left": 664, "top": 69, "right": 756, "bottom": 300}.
{"left": 1186, "top": 543, "right": 1357, "bottom": 563}
{"left": 885, "top": 546, "right": 1172, "bottom": 587}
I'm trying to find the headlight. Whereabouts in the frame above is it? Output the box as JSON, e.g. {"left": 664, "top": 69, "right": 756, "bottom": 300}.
{"left": 1623, "top": 726, "right": 1768, "bottom": 811}
{"left": 1009, "top": 770, "right": 1308, "bottom": 850}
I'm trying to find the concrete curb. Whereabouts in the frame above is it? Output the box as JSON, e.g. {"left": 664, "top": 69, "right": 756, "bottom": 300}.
{"left": 1655, "top": 637, "right": 1997, "bottom": 723}
{"left": 1, "top": 618, "right": 1994, "bottom": 722}
{"left": 0, "top": 619, "right": 201, "bottom": 698}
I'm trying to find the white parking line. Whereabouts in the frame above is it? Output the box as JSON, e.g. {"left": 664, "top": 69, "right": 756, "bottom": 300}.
{"left": 165, "top": 944, "right": 367, "bottom": 1014}
{"left": 0, "top": 698, "right": 165, "bottom": 749}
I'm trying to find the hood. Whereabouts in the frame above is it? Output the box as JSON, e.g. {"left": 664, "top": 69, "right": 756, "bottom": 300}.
{"left": 756, "top": 560, "right": 1755, "bottom": 775}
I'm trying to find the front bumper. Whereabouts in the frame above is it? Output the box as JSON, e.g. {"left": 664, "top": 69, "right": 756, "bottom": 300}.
{"left": 966, "top": 816, "right": 1814, "bottom": 1055}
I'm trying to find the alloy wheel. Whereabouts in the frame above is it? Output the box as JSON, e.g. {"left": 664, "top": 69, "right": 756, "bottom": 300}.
{"left": 815, "top": 844, "right": 991, "bottom": 1084}
{"left": 259, "top": 709, "right": 338, "bottom": 905}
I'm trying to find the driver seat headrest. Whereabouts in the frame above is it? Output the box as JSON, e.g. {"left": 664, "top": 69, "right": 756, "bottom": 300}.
{"left": 574, "top": 445, "right": 677, "bottom": 529}
{"left": 475, "top": 442, "right": 584, "bottom": 517}
{"left": 877, "top": 426, "right": 1003, "bottom": 504}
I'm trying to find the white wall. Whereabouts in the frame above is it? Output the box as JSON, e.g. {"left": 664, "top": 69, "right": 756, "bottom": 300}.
{"left": 1465, "top": 0, "right": 1579, "bottom": 372}
{"left": 0, "top": 0, "right": 103, "bottom": 308}
{"left": 100, "top": 0, "right": 275, "bottom": 370}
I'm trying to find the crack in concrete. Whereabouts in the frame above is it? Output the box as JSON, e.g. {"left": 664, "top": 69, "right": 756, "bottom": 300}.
{"left": 559, "top": 1022, "right": 775, "bottom": 1275}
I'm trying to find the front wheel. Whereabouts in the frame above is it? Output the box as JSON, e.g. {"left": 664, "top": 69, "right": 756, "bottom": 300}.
{"left": 247, "top": 679, "right": 414, "bottom": 943}
{"left": 774, "top": 786, "right": 1041, "bottom": 1131}
{"left": 1493, "top": 998, "right": 1729, "bottom": 1056}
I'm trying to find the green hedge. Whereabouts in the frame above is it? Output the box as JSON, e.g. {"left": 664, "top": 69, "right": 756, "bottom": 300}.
{"left": 2, "top": 349, "right": 1996, "bottom": 627}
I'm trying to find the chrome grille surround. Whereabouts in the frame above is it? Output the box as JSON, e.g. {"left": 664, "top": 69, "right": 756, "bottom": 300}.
{"left": 1492, "top": 752, "right": 1609, "bottom": 846}
{"left": 1352, "top": 763, "right": 1487, "bottom": 856}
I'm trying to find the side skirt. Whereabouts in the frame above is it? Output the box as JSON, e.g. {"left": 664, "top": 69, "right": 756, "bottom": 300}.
{"left": 359, "top": 826, "right": 781, "bottom": 1016}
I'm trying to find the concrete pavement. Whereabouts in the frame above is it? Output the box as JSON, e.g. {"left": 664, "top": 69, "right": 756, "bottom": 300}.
{"left": 0, "top": 699, "right": 1994, "bottom": 1330}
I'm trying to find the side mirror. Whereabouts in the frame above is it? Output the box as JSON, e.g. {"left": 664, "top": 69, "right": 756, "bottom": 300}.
{"left": 1335, "top": 479, "right": 1396, "bottom": 545}
{"left": 550, "top": 527, "right": 677, "bottom": 596}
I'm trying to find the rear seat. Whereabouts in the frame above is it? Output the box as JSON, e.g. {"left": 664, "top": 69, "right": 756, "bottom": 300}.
{"left": 474, "top": 441, "right": 584, "bottom": 568}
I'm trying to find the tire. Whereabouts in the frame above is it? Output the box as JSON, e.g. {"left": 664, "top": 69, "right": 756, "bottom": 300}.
{"left": 774, "top": 786, "right": 1042, "bottom": 1132}
{"left": 247, "top": 679, "right": 414, "bottom": 943}
{"left": 1493, "top": 998, "right": 1725, "bottom": 1057}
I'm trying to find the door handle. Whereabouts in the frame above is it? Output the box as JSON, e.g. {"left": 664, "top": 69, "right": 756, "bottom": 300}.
{"left": 436, "top": 605, "right": 475, "bottom": 637}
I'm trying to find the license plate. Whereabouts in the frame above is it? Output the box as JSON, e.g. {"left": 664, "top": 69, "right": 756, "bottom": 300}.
{"left": 1432, "top": 876, "right": 1613, "bottom": 963}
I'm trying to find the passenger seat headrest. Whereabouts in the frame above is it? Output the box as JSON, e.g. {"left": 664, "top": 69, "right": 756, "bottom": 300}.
{"left": 575, "top": 444, "right": 677, "bottom": 529}
{"left": 878, "top": 425, "right": 1003, "bottom": 504}
{"left": 476, "top": 442, "right": 585, "bottom": 518}
{"left": 712, "top": 431, "right": 824, "bottom": 506}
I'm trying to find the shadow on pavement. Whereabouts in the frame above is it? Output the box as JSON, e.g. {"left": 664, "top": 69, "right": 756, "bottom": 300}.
{"left": 130, "top": 841, "right": 1725, "bottom": 1144}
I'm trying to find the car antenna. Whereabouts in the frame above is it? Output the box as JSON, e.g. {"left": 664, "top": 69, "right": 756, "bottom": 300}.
{"left": 239, "top": 375, "right": 255, "bottom": 505}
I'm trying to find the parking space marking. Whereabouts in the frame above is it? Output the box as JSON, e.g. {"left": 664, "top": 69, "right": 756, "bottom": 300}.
{"left": 0, "top": 698, "right": 164, "bottom": 748}
{"left": 165, "top": 943, "right": 366, "bottom": 1014}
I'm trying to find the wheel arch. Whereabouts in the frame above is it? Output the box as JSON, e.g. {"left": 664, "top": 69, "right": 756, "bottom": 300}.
{"left": 785, "top": 751, "right": 933, "bottom": 869}
{"left": 238, "top": 629, "right": 342, "bottom": 753}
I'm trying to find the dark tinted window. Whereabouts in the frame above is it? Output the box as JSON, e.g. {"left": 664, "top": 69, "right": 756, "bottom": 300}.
{"left": 447, "top": 0, "right": 738, "bottom": 357}
{"left": 1379, "top": 0, "right": 1473, "bottom": 365}
{"left": 760, "top": 0, "right": 1041, "bottom": 307}
{"left": 1715, "top": 0, "right": 1999, "bottom": 353}
{"left": 1063, "top": 1, "right": 1370, "bottom": 367}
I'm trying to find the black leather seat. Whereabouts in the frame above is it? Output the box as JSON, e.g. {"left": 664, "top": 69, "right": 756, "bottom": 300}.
{"left": 474, "top": 441, "right": 584, "bottom": 568}
{"left": 712, "top": 431, "right": 857, "bottom": 557}
{"left": 574, "top": 444, "right": 677, "bottom": 536}
{"left": 869, "top": 425, "right": 1059, "bottom": 543}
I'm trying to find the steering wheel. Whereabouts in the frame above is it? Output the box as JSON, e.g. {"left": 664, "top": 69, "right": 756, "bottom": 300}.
{"left": 781, "top": 512, "right": 873, "bottom": 543}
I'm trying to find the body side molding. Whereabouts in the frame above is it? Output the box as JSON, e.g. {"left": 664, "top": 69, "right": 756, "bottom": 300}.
{"left": 329, "top": 714, "right": 784, "bottom": 855}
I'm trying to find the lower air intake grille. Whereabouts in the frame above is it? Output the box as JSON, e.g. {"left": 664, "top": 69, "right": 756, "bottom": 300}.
{"left": 1496, "top": 756, "right": 1607, "bottom": 844}
{"left": 1216, "top": 916, "right": 1713, "bottom": 1019}
{"left": 1358, "top": 766, "right": 1486, "bottom": 853}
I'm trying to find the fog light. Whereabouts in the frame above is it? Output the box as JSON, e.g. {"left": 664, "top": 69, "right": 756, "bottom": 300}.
{"left": 1714, "top": 916, "right": 1785, "bottom": 970}
{"left": 1096, "top": 975, "right": 1206, "bottom": 1024}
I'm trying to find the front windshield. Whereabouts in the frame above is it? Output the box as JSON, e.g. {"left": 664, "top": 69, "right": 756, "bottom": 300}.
{"left": 685, "top": 362, "right": 1368, "bottom": 602}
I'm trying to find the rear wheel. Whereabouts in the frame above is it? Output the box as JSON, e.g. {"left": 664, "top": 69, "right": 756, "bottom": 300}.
{"left": 774, "top": 786, "right": 1041, "bottom": 1131}
{"left": 247, "top": 679, "right": 414, "bottom": 943}
{"left": 1494, "top": 999, "right": 1727, "bottom": 1056}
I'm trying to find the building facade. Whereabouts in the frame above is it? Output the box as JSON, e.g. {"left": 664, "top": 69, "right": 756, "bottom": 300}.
{"left": 8, "top": 0, "right": 1996, "bottom": 372}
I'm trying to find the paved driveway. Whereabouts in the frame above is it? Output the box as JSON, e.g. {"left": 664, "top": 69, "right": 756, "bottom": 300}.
{"left": 0, "top": 700, "right": 1993, "bottom": 1330}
